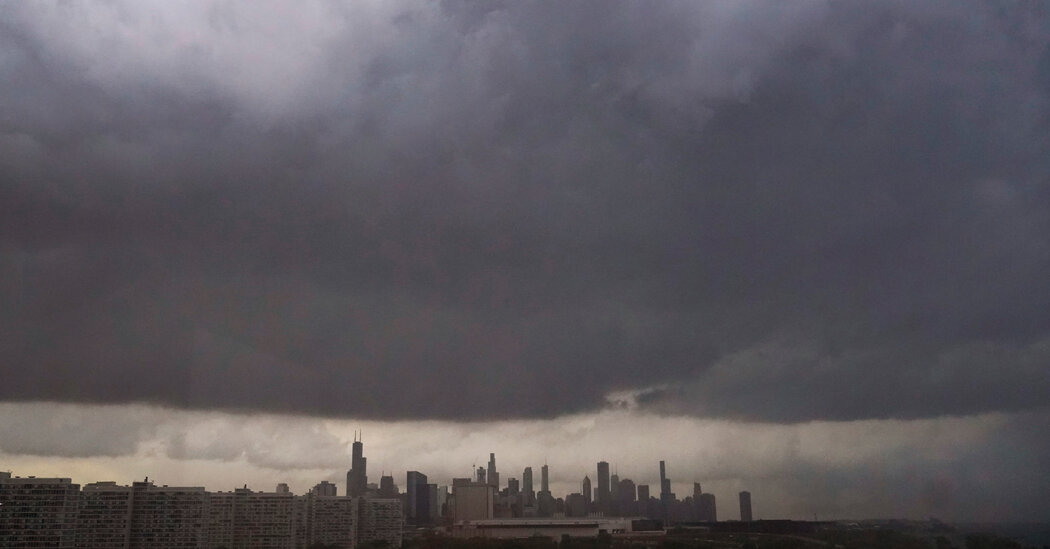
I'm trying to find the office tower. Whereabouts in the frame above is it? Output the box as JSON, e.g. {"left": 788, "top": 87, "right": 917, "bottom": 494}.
{"left": 477, "top": 467, "right": 487, "bottom": 484}
{"left": 522, "top": 467, "right": 535, "bottom": 504}
{"left": 508, "top": 478, "right": 520, "bottom": 497}
{"left": 582, "top": 476, "right": 592, "bottom": 504}
{"left": 611, "top": 473, "right": 620, "bottom": 501}
{"left": 452, "top": 482, "right": 495, "bottom": 522}
{"left": 637, "top": 484, "right": 650, "bottom": 501}
{"left": 312, "top": 481, "right": 338, "bottom": 496}
{"left": 347, "top": 432, "right": 368, "bottom": 497}
{"left": 659, "top": 461, "right": 668, "bottom": 495}
{"left": 487, "top": 453, "right": 500, "bottom": 490}
{"left": 699, "top": 493, "right": 717, "bottom": 522}
{"left": 276, "top": 483, "right": 290, "bottom": 494}
{"left": 406, "top": 471, "right": 429, "bottom": 523}
{"left": 619, "top": 478, "right": 636, "bottom": 513}
{"left": 357, "top": 497, "right": 404, "bottom": 548}
{"left": 435, "top": 485, "right": 449, "bottom": 519}
{"left": 693, "top": 482, "right": 702, "bottom": 500}
{"left": 565, "top": 493, "right": 588, "bottom": 517}
{"left": 541, "top": 464, "right": 549, "bottom": 493}
{"left": 739, "top": 491, "right": 752, "bottom": 522}
{"left": 128, "top": 480, "right": 208, "bottom": 549}
{"left": 596, "top": 461, "right": 610, "bottom": 507}
{"left": 427, "top": 483, "right": 439, "bottom": 521}
{"left": 379, "top": 475, "right": 398, "bottom": 497}
{"left": 0, "top": 476, "right": 80, "bottom": 548}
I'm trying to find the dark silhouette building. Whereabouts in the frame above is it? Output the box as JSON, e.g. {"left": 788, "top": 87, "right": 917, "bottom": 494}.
{"left": 346, "top": 432, "right": 367, "bottom": 497}
{"left": 406, "top": 471, "right": 429, "bottom": 524}
{"left": 619, "top": 478, "right": 636, "bottom": 514}
{"left": 379, "top": 475, "right": 397, "bottom": 498}
{"left": 739, "top": 491, "right": 752, "bottom": 522}
{"left": 522, "top": 467, "right": 535, "bottom": 505}
{"left": 659, "top": 461, "right": 674, "bottom": 504}
{"left": 487, "top": 453, "right": 500, "bottom": 491}
{"left": 698, "top": 493, "right": 717, "bottom": 522}
{"left": 597, "top": 461, "right": 610, "bottom": 509}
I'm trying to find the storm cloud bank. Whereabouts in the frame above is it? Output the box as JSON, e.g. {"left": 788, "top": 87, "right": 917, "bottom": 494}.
{"left": 2, "top": 1, "right": 1049, "bottom": 421}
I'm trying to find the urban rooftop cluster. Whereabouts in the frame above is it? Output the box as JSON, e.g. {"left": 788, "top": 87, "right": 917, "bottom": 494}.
{"left": 0, "top": 437, "right": 754, "bottom": 548}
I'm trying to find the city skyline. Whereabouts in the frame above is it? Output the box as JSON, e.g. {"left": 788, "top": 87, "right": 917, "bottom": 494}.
{"left": 2, "top": 0, "right": 1050, "bottom": 527}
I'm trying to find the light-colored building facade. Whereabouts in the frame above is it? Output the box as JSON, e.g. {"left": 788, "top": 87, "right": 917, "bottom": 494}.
{"left": 452, "top": 482, "right": 494, "bottom": 523}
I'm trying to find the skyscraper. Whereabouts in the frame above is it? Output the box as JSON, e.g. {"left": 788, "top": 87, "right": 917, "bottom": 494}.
{"left": 379, "top": 475, "right": 397, "bottom": 498}
{"left": 659, "top": 460, "right": 672, "bottom": 503}
{"left": 596, "top": 461, "right": 610, "bottom": 508}
{"left": 739, "top": 491, "right": 752, "bottom": 522}
{"left": 637, "top": 484, "right": 650, "bottom": 501}
{"left": 487, "top": 453, "right": 500, "bottom": 490}
{"left": 619, "top": 478, "right": 636, "bottom": 511}
{"left": 540, "top": 464, "right": 549, "bottom": 493}
{"left": 522, "top": 467, "right": 534, "bottom": 504}
{"left": 699, "top": 493, "right": 717, "bottom": 522}
{"left": 347, "top": 432, "right": 367, "bottom": 497}
{"left": 582, "top": 476, "right": 592, "bottom": 504}
{"left": 406, "top": 472, "right": 429, "bottom": 523}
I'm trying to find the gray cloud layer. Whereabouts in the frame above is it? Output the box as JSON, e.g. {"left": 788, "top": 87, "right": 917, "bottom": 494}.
{"left": 2, "top": 1, "right": 1049, "bottom": 421}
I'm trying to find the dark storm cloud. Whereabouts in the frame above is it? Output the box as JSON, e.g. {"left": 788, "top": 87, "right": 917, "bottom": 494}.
{"left": 1, "top": 1, "right": 1048, "bottom": 421}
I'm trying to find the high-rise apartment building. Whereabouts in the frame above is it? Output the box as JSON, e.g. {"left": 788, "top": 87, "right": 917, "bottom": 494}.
{"left": 357, "top": 497, "right": 403, "bottom": 548}
{"left": 77, "top": 482, "right": 132, "bottom": 549}
{"left": 0, "top": 476, "right": 80, "bottom": 549}
{"left": 305, "top": 494, "right": 356, "bottom": 548}
{"left": 311, "top": 481, "right": 338, "bottom": 497}
{"left": 739, "top": 491, "right": 752, "bottom": 522}
{"left": 128, "top": 480, "right": 207, "bottom": 549}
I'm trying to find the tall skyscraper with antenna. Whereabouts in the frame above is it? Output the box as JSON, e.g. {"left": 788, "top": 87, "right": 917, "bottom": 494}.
{"left": 487, "top": 453, "right": 499, "bottom": 490}
{"left": 346, "top": 430, "right": 367, "bottom": 497}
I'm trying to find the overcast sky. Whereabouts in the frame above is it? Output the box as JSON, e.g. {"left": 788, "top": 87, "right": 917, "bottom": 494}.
{"left": 1, "top": 0, "right": 1048, "bottom": 522}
